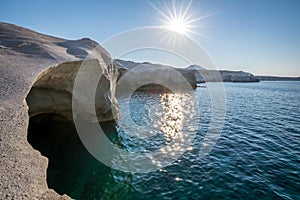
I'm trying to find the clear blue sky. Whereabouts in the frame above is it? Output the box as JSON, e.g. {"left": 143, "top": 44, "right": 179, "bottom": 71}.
{"left": 1, "top": 0, "right": 299, "bottom": 76}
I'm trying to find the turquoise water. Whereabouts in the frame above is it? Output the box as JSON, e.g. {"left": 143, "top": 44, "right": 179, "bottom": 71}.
{"left": 42, "top": 82, "right": 300, "bottom": 199}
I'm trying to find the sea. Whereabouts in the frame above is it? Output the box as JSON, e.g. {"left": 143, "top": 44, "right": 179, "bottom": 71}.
{"left": 42, "top": 81, "right": 300, "bottom": 200}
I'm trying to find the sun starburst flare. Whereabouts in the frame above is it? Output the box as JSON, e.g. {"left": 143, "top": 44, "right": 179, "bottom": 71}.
{"left": 147, "top": 0, "right": 216, "bottom": 39}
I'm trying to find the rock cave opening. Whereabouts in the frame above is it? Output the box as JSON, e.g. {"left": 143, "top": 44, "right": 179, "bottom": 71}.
{"left": 27, "top": 112, "right": 119, "bottom": 199}
{"left": 25, "top": 60, "right": 120, "bottom": 199}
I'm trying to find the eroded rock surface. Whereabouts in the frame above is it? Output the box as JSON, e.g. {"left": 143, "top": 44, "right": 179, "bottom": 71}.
{"left": 114, "top": 59, "right": 197, "bottom": 90}
{"left": 0, "top": 22, "right": 118, "bottom": 199}
{"left": 26, "top": 59, "right": 119, "bottom": 122}
{"left": 191, "top": 70, "right": 260, "bottom": 83}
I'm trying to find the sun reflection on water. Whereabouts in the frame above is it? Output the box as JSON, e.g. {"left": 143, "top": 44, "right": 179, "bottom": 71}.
{"left": 115, "top": 89, "right": 198, "bottom": 171}
{"left": 160, "top": 93, "right": 184, "bottom": 142}
{"left": 145, "top": 91, "right": 198, "bottom": 168}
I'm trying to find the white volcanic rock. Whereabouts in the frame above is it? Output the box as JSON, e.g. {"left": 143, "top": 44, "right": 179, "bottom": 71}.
{"left": 114, "top": 59, "right": 197, "bottom": 89}
{"left": 220, "top": 70, "right": 259, "bottom": 82}
{"left": 187, "top": 69, "right": 259, "bottom": 83}
{"left": 26, "top": 59, "right": 119, "bottom": 122}
{"left": 115, "top": 59, "right": 259, "bottom": 86}
{"left": 0, "top": 22, "right": 118, "bottom": 199}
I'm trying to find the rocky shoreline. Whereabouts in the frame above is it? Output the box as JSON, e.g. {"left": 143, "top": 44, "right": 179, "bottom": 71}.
{"left": 0, "top": 22, "right": 118, "bottom": 199}
{"left": 1, "top": 22, "right": 299, "bottom": 199}
{"left": 115, "top": 59, "right": 260, "bottom": 83}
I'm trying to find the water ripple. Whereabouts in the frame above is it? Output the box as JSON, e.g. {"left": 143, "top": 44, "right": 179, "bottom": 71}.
{"left": 64, "top": 82, "right": 300, "bottom": 200}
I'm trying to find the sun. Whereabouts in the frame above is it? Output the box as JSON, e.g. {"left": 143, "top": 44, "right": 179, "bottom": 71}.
{"left": 147, "top": 0, "right": 196, "bottom": 36}
{"left": 166, "top": 17, "right": 189, "bottom": 35}
{"left": 148, "top": 0, "right": 214, "bottom": 38}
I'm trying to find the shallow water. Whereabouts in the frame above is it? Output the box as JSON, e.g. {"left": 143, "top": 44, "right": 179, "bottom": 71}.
{"left": 42, "top": 81, "right": 300, "bottom": 199}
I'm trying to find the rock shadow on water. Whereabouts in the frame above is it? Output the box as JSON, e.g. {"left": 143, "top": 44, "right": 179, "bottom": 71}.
{"left": 27, "top": 113, "right": 128, "bottom": 199}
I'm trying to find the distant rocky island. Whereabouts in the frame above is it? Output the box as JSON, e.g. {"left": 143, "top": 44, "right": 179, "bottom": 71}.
{"left": 256, "top": 76, "right": 300, "bottom": 81}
